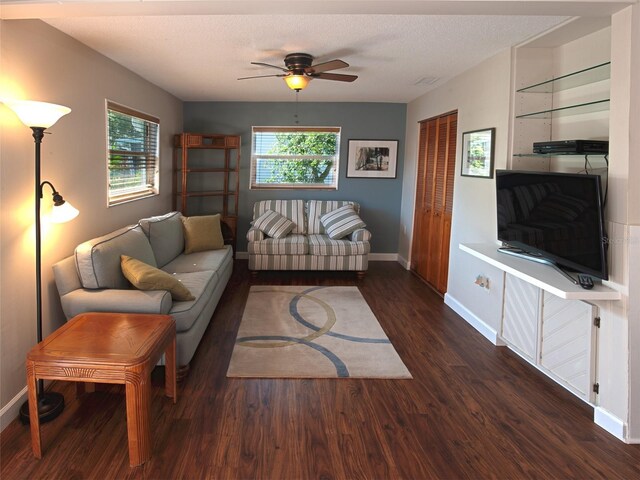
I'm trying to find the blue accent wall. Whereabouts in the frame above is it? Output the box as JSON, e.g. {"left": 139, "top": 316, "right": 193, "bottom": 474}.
{"left": 183, "top": 102, "right": 407, "bottom": 253}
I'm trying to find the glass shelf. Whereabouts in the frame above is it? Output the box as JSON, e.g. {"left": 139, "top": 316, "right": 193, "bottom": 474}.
{"left": 517, "top": 62, "right": 611, "bottom": 94}
{"left": 516, "top": 99, "right": 610, "bottom": 119}
{"left": 513, "top": 152, "right": 608, "bottom": 157}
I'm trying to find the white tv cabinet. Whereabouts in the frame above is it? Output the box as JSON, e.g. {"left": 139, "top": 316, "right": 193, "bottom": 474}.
{"left": 460, "top": 243, "right": 620, "bottom": 403}
{"left": 460, "top": 243, "right": 620, "bottom": 301}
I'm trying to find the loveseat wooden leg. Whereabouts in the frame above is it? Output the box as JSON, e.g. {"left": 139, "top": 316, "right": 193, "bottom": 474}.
{"left": 356, "top": 271, "right": 366, "bottom": 280}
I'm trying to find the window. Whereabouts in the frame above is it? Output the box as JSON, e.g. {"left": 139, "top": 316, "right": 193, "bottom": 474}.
{"left": 250, "top": 126, "right": 340, "bottom": 189}
{"left": 107, "top": 101, "right": 159, "bottom": 205}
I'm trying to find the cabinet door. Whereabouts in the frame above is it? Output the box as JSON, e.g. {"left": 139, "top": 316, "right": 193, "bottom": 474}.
{"left": 502, "top": 274, "right": 540, "bottom": 360}
{"left": 540, "top": 294, "right": 597, "bottom": 402}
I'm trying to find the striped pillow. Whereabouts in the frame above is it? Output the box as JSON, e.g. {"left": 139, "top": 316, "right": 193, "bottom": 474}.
{"left": 320, "top": 205, "right": 366, "bottom": 240}
{"left": 252, "top": 209, "right": 296, "bottom": 239}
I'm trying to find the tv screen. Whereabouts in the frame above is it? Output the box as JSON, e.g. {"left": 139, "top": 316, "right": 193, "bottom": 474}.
{"left": 496, "top": 170, "right": 608, "bottom": 280}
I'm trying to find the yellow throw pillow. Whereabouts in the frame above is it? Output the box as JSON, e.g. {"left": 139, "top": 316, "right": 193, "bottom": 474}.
{"left": 181, "top": 214, "right": 225, "bottom": 254}
{"left": 121, "top": 255, "right": 195, "bottom": 301}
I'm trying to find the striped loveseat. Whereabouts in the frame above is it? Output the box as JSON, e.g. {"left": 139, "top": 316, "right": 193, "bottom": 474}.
{"left": 247, "top": 200, "right": 371, "bottom": 276}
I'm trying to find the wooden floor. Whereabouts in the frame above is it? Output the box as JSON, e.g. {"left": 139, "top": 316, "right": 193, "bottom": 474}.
{"left": 2, "top": 261, "right": 639, "bottom": 479}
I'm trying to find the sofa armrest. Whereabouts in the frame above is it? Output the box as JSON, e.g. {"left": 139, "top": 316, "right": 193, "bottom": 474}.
{"left": 349, "top": 228, "right": 372, "bottom": 242}
{"left": 246, "top": 227, "right": 265, "bottom": 242}
{"left": 59, "top": 288, "right": 173, "bottom": 319}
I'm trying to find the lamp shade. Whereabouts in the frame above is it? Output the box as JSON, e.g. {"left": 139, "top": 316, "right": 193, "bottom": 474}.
{"left": 3, "top": 100, "right": 71, "bottom": 128}
{"left": 49, "top": 200, "right": 79, "bottom": 224}
{"left": 284, "top": 75, "right": 310, "bottom": 91}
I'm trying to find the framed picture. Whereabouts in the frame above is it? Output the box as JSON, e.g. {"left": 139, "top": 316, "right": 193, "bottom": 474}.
{"left": 347, "top": 140, "right": 398, "bottom": 178}
{"left": 460, "top": 128, "right": 495, "bottom": 178}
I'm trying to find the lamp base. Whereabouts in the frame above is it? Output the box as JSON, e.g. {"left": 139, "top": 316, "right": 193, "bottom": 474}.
{"left": 19, "top": 392, "right": 65, "bottom": 425}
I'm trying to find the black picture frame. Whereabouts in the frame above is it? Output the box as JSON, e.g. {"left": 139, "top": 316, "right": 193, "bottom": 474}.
{"left": 460, "top": 128, "right": 495, "bottom": 179}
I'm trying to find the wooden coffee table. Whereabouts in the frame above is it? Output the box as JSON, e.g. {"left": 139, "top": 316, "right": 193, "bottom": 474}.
{"left": 26, "top": 312, "right": 177, "bottom": 467}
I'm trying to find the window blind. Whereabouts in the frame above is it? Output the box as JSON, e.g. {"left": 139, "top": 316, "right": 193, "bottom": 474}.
{"left": 107, "top": 101, "right": 160, "bottom": 205}
{"left": 250, "top": 126, "right": 340, "bottom": 190}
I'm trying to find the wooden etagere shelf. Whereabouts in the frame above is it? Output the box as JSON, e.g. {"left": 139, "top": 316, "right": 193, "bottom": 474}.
{"left": 173, "top": 133, "right": 241, "bottom": 249}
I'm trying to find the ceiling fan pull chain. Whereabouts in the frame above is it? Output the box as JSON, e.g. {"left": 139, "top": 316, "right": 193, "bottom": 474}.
{"left": 294, "top": 91, "right": 300, "bottom": 125}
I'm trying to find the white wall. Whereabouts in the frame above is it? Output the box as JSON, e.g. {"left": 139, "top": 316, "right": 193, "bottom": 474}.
{"left": 400, "top": 50, "right": 513, "bottom": 334}
{"left": 0, "top": 19, "right": 182, "bottom": 428}
{"left": 612, "top": 4, "right": 640, "bottom": 443}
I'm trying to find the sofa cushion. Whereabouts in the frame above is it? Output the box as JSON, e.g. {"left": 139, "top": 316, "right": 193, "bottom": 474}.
{"left": 75, "top": 225, "right": 156, "bottom": 289}
{"left": 161, "top": 245, "right": 233, "bottom": 274}
{"left": 252, "top": 209, "right": 295, "bottom": 238}
{"left": 308, "top": 234, "right": 370, "bottom": 256}
{"left": 253, "top": 200, "right": 306, "bottom": 234}
{"left": 307, "top": 200, "right": 360, "bottom": 234}
{"left": 248, "top": 234, "right": 308, "bottom": 255}
{"left": 320, "top": 205, "right": 366, "bottom": 239}
{"left": 121, "top": 255, "right": 195, "bottom": 301}
{"left": 138, "top": 211, "right": 184, "bottom": 268}
{"left": 168, "top": 270, "right": 219, "bottom": 333}
{"left": 182, "top": 214, "right": 225, "bottom": 254}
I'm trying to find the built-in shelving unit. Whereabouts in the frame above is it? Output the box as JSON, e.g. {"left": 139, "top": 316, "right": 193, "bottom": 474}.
{"left": 516, "top": 61, "right": 610, "bottom": 94}
{"left": 460, "top": 243, "right": 620, "bottom": 301}
{"left": 512, "top": 153, "right": 608, "bottom": 158}
{"left": 173, "top": 133, "right": 241, "bottom": 249}
{"left": 511, "top": 54, "right": 611, "bottom": 167}
{"left": 515, "top": 99, "right": 610, "bottom": 119}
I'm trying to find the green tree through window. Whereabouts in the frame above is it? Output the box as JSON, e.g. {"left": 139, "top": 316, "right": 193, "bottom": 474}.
{"left": 251, "top": 127, "right": 340, "bottom": 189}
{"left": 107, "top": 102, "right": 159, "bottom": 205}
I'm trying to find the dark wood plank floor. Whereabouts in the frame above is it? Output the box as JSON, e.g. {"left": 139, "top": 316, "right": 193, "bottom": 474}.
{"left": 2, "top": 261, "right": 639, "bottom": 479}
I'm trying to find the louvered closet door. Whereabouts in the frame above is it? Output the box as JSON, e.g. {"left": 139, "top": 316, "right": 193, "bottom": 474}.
{"left": 411, "top": 111, "right": 457, "bottom": 294}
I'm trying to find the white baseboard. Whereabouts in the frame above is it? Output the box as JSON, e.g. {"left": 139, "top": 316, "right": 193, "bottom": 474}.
{"left": 0, "top": 386, "right": 27, "bottom": 432}
{"left": 397, "top": 254, "right": 410, "bottom": 269}
{"left": 236, "top": 251, "right": 248, "bottom": 260}
{"left": 369, "top": 253, "right": 398, "bottom": 261}
{"left": 594, "top": 407, "right": 628, "bottom": 442}
{"left": 444, "top": 293, "right": 505, "bottom": 346}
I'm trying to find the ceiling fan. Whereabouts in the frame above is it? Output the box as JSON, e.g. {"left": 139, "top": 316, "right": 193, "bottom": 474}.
{"left": 238, "top": 52, "right": 358, "bottom": 91}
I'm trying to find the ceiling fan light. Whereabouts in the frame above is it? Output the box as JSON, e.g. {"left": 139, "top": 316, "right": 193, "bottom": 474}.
{"left": 284, "top": 75, "right": 310, "bottom": 91}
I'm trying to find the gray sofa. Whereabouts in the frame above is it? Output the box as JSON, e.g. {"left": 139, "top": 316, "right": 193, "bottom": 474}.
{"left": 247, "top": 200, "right": 371, "bottom": 275}
{"left": 53, "top": 211, "right": 232, "bottom": 373}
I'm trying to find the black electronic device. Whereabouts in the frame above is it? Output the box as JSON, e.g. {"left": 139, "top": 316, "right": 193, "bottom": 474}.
{"left": 577, "top": 274, "right": 595, "bottom": 290}
{"left": 533, "top": 139, "right": 609, "bottom": 155}
{"left": 496, "top": 170, "right": 608, "bottom": 280}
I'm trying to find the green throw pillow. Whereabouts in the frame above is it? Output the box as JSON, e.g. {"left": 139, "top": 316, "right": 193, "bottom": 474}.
{"left": 320, "top": 205, "right": 366, "bottom": 240}
{"left": 252, "top": 209, "right": 295, "bottom": 238}
{"left": 121, "top": 255, "right": 195, "bottom": 301}
{"left": 181, "top": 214, "right": 225, "bottom": 254}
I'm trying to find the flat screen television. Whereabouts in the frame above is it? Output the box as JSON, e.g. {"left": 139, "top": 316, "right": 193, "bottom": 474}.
{"left": 496, "top": 170, "right": 608, "bottom": 280}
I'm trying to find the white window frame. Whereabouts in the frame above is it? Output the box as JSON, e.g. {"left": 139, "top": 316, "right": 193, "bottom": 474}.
{"left": 106, "top": 101, "right": 160, "bottom": 206}
{"left": 250, "top": 126, "right": 340, "bottom": 190}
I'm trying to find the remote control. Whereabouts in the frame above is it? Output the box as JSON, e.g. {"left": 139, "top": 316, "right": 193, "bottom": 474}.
{"left": 577, "top": 274, "right": 594, "bottom": 290}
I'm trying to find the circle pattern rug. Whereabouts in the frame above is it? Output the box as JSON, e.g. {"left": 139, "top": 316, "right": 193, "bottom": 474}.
{"left": 227, "top": 286, "right": 412, "bottom": 378}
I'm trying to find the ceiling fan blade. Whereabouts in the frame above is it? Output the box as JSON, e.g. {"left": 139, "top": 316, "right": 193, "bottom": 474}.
{"left": 238, "top": 74, "right": 287, "bottom": 80}
{"left": 312, "top": 72, "right": 358, "bottom": 82}
{"left": 250, "top": 61, "right": 289, "bottom": 72}
{"left": 306, "top": 59, "right": 349, "bottom": 74}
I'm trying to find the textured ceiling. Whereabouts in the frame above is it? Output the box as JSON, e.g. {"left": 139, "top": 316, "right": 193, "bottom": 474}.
{"left": 7, "top": 1, "right": 621, "bottom": 102}
{"left": 41, "top": 14, "right": 570, "bottom": 102}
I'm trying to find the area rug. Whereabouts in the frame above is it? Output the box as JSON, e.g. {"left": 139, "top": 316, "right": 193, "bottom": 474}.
{"left": 227, "top": 286, "right": 412, "bottom": 379}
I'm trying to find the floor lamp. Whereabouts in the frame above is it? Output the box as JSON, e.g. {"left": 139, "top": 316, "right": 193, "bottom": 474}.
{"left": 3, "top": 100, "right": 78, "bottom": 424}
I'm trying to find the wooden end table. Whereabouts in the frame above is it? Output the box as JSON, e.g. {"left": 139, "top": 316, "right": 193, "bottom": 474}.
{"left": 26, "top": 312, "right": 177, "bottom": 467}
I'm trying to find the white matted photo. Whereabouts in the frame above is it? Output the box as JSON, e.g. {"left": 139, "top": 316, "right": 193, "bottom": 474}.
{"left": 347, "top": 140, "right": 398, "bottom": 179}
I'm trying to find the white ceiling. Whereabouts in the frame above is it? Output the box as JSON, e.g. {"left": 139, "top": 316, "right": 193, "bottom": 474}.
{"left": 1, "top": 1, "right": 628, "bottom": 103}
